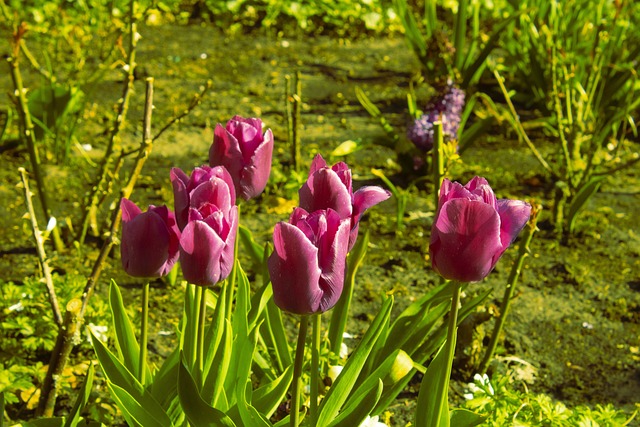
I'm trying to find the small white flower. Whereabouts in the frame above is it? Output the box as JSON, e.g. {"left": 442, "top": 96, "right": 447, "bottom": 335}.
{"left": 8, "top": 301, "right": 24, "bottom": 312}
{"left": 81, "top": 144, "right": 92, "bottom": 152}
{"left": 340, "top": 342, "right": 349, "bottom": 359}
{"left": 463, "top": 393, "right": 474, "bottom": 400}
{"left": 327, "top": 365, "right": 343, "bottom": 383}
{"left": 359, "top": 415, "right": 388, "bottom": 427}
{"left": 46, "top": 217, "right": 57, "bottom": 232}
{"left": 87, "top": 323, "right": 108, "bottom": 344}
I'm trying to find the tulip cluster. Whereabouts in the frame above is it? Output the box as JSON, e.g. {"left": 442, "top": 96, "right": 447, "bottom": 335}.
{"left": 120, "top": 116, "right": 273, "bottom": 286}
{"left": 269, "top": 155, "right": 390, "bottom": 315}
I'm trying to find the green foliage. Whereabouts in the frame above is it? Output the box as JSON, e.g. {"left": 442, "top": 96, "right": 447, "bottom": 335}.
{"left": 0, "top": 276, "right": 110, "bottom": 420}
{"left": 463, "top": 373, "right": 638, "bottom": 426}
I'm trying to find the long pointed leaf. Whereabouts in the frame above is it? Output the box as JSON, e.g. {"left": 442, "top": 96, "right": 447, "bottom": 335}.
{"left": 64, "top": 363, "right": 94, "bottom": 427}
{"left": 316, "top": 297, "right": 393, "bottom": 427}
{"left": 328, "top": 380, "right": 383, "bottom": 427}
{"left": 177, "top": 356, "right": 236, "bottom": 427}
{"left": 109, "top": 280, "right": 142, "bottom": 380}
{"left": 415, "top": 344, "right": 451, "bottom": 427}
{"left": 108, "top": 383, "right": 171, "bottom": 427}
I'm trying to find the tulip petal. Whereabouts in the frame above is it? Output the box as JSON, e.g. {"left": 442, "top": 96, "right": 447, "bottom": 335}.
{"left": 120, "top": 198, "right": 142, "bottom": 222}
{"left": 497, "top": 199, "right": 532, "bottom": 248}
{"left": 190, "top": 177, "right": 233, "bottom": 216}
{"left": 239, "top": 128, "right": 273, "bottom": 200}
{"left": 352, "top": 186, "right": 392, "bottom": 223}
{"left": 309, "top": 154, "right": 328, "bottom": 176}
{"left": 430, "top": 199, "right": 502, "bottom": 282}
{"left": 268, "top": 222, "right": 323, "bottom": 314}
{"left": 170, "top": 168, "right": 190, "bottom": 230}
{"left": 210, "top": 124, "right": 244, "bottom": 186}
{"left": 179, "top": 220, "right": 225, "bottom": 286}
{"left": 121, "top": 208, "right": 172, "bottom": 278}
{"left": 299, "top": 168, "right": 352, "bottom": 220}
{"left": 316, "top": 212, "right": 350, "bottom": 312}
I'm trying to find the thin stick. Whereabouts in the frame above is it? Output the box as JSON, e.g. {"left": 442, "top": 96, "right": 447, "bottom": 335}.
{"left": 77, "top": 5, "right": 139, "bottom": 244}
{"left": 18, "top": 168, "right": 63, "bottom": 327}
{"left": 478, "top": 203, "right": 540, "bottom": 374}
{"left": 36, "top": 299, "right": 82, "bottom": 417}
{"left": 38, "top": 77, "right": 155, "bottom": 413}
{"left": 432, "top": 121, "right": 444, "bottom": 210}
{"left": 7, "top": 55, "right": 64, "bottom": 252}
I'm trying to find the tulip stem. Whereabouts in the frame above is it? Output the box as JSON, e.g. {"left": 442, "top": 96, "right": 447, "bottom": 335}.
{"left": 432, "top": 121, "right": 445, "bottom": 210}
{"left": 435, "top": 281, "right": 461, "bottom": 427}
{"left": 291, "top": 315, "right": 309, "bottom": 427}
{"left": 310, "top": 313, "right": 321, "bottom": 425}
{"left": 197, "top": 286, "right": 207, "bottom": 384}
{"left": 479, "top": 204, "right": 540, "bottom": 374}
{"left": 226, "top": 205, "right": 240, "bottom": 323}
{"left": 139, "top": 282, "right": 149, "bottom": 386}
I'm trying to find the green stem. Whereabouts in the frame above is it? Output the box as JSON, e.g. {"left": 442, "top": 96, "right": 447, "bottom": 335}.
{"left": 434, "top": 282, "right": 461, "bottom": 427}
{"left": 197, "top": 286, "right": 207, "bottom": 383}
{"left": 479, "top": 204, "right": 540, "bottom": 374}
{"left": 433, "top": 121, "right": 444, "bottom": 210}
{"left": 225, "top": 204, "right": 240, "bottom": 323}
{"left": 291, "top": 316, "right": 309, "bottom": 427}
{"left": 310, "top": 314, "right": 321, "bottom": 425}
{"left": 139, "top": 282, "right": 149, "bottom": 385}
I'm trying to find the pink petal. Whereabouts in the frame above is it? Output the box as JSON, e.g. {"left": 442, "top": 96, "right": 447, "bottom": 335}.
{"left": 496, "top": 199, "right": 531, "bottom": 249}
{"left": 179, "top": 220, "right": 225, "bottom": 286}
{"left": 268, "top": 222, "right": 323, "bottom": 314}
{"left": 299, "top": 168, "right": 352, "bottom": 220}
{"left": 430, "top": 199, "right": 502, "bottom": 282}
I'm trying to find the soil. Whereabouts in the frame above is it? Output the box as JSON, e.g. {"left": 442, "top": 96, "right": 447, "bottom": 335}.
{"left": 1, "top": 24, "right": 639, "bottom": 424}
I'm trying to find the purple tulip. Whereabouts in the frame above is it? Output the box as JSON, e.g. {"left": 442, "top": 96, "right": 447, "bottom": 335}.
{"left": 170, "top": 165, "right": 236, "bottom": 231}
{"left": 268, "top": 208, "right": 350, "bottom": 315}
{"left": 429, "top": 177, "right": 532, "bottom": 282}
{"left": 299, "top": 154, "right": 391, "bottom": 250}
{"left": 170, "top": 166, "right": 238, "bottom": 286}
{"left": 120, "top": 198, "right": 180, "bottom": 278}
{"left": 209, "top": 115, "right": 274, "bottom": 201}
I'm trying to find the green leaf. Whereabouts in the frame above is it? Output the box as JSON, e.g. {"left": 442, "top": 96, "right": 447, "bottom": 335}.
{"left": 316, "top": 297, "right": 393, "bottom": 427}
{"left": 327, "top": 379, "right": 383, "bottom": 427}
{"left": 92, "top": 332, "right": 170, "bottom": 423}
{"left": 64, "top": 363, "right": 94, "bottom": 427}
{"left": 415, "top": 343, "right": 451, "bottom": 427}
{"left": 449, "top": 408, "right": 486, "bottom": 427}
{"left": 567, "top": 176, "right": 606, "bottom": 234}
{"left": 252, "top": 365, "right": 294, "bottom": 419}
{"left": 330, "top": 140, "right": 360, "bottom": 157}
{"left": 203, "top": 320, "right": 233, "bottom": 410}
{"left": 109, "top": 280, "right": 142, "bottom": 380}
{"left": 238, "top": 225, "right": 265, "bottom": 267}
{"left": 329, "top": 230, "right": 369, "bottom": 355}
{"left": 91, "top": 330, "right": 143, "bottom": 398}
{"left": 19, "top": 418, "right": 65, "bottom": 427}
{"left": 108, "top": 383, "right": 171, "bottom": 427}
{"left": 236, "top": 381, "right": 272, "bottom": 427}
{"left": 177, "top": 356, "right": 236, "bottom": 427}
{"left": 260, "top": 298, "right": 292, "bottom": 373}
{"left": 150, "top": 348, "right": 180, "bottom": 409}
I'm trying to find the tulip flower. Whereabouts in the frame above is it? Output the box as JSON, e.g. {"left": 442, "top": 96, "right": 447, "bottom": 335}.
{"left": 171, "top": 166, "right": 238, "bottom": 286}
{"left": 170, "top": 165, "right": 236, "bottom": 231}
{"left": 120, "top": 198, "right": 180, "bottom": 278}
{"left": 268, "top": 208, "right": 350, "bottom": 315}
{"left": 429, "top": 176, "right": 532, "bottom": 282}
{"left": 299, "top": 154, "right": 390, "bottom": 250}
{"left": 209, "top": 115, "right": 274, "bottom": 201}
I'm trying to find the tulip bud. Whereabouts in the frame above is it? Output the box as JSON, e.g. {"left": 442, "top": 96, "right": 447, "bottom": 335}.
{"left": 120, "top": 198, "right": 180, "bottom": 278}
{"left": 430, "top": 176, "right": 531, "bottom": 282}
{"left": 209, "top": 115, "right": 274, "bottom": 201}
{"left": 382, "top": 350, "right": 414, "bottom": 386}
{"left": 268, "top": 208, "right": 350, "bottom": 315}
{"left": 299, "top": 154, "right": 390, "bottom": 250}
